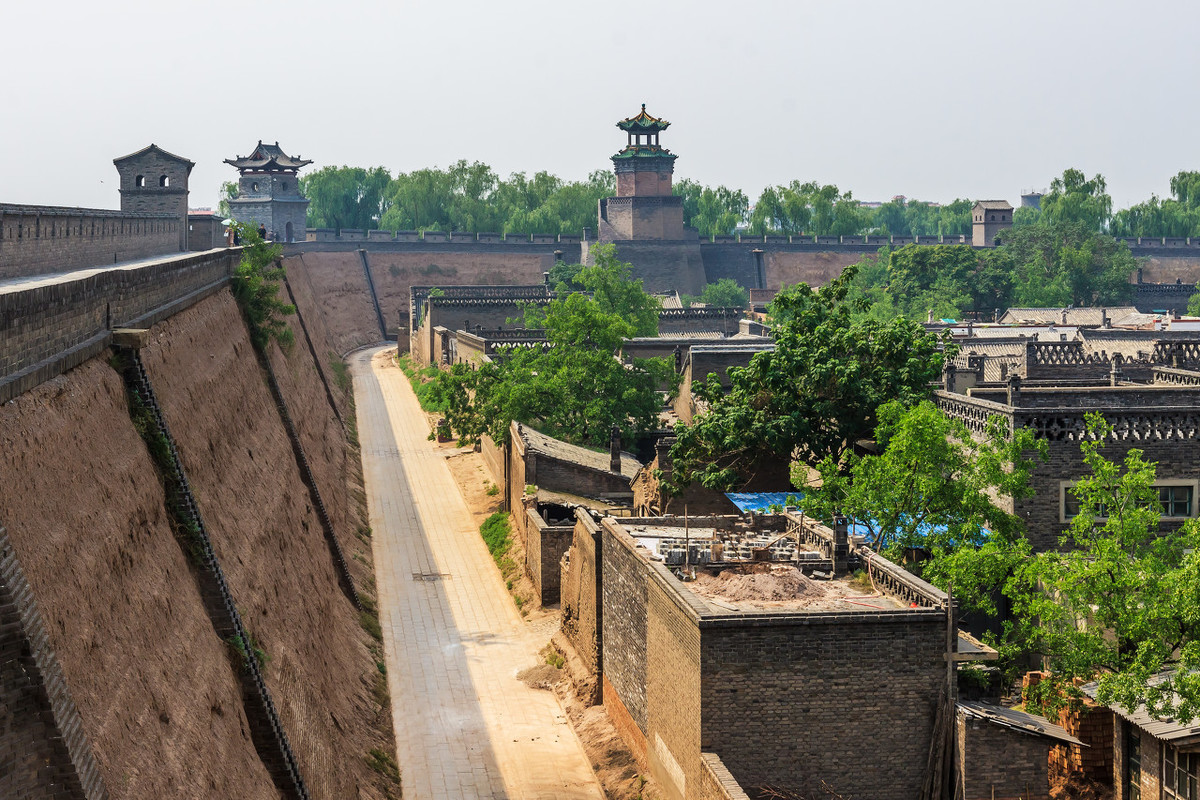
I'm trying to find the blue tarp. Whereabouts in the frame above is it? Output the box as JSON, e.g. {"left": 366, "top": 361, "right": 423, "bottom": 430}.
{"left": 723, "top": 492, "right": 986, "bottom": 543}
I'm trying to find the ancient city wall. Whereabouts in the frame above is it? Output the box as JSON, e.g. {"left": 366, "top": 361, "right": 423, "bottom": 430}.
{"left": 0, "top": 248, "right": 234, "bottom": 404}
{"left": 0, "top": 203, "right": 184, "bottom": 280}
{"left": 140, "top": 290, "right": 389, "bottom": 799}
{"left": 0, "top": 359, "right": 279, "bottom": 799}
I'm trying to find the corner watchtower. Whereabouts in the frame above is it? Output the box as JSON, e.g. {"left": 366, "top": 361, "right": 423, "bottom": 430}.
{"left": 224, "top": 141, "right": 313, "bottom": 242}
{"left": 113, "top": 143, "right": 193, "bottom": 250}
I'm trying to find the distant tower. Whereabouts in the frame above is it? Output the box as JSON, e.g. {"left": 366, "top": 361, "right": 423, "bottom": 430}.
{"left": 601, "top": 105, "right": 685, "bottom": 240}
{"left": 113, "top": 143, "right": 193, "bottom": 251}
{"left": 224, "top": 141, "right": 312, "bottom": 242}
{"left": 972, "top": 200, "right": 1014, "bottom": 247}
{"left": 1020, "top": 192, "right": 1044, "bottom": 210}
{"left": 594, "top": 105, "right": 704, "bottom": 293}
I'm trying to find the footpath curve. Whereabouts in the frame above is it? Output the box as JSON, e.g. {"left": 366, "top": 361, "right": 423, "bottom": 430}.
{"left": 351, "top": 346, "right": 604, "bottom": 799}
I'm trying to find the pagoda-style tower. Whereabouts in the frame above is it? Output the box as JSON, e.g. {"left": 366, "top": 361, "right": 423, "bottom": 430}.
{"left": 593, "top": 105, "right": 703, "bottom": 293}
{"left": 224, "top": 141, "right": 312, "bottom": 242}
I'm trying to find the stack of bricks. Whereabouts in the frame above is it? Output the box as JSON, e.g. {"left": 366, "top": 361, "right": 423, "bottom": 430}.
{"left": 1024, "top": 671, "right": 1115, "bottom": 782}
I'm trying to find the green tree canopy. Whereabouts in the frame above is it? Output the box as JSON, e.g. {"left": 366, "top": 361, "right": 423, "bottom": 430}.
{"left": 684, "top": 278, "right": 749, "bottom": 309}
{"left": 1039, "top": 168, "right": 1113, "bottom": 232}
{"left": 1018, "top": 416, "right": 1200, "bottom": 723}
{"left": 301, "top": 166, "right": 393, "bottom": 230}
{"left": 1004, "top": 220, "right": 1136, "bottom": 307}
{"left": 429, "top": 249, "right": 673, "bottom": 447}
{"left": 798, "top": 400, "right": 1046, "bottom": 555}
{"left": 668, "top": 265, "right": 949, "bottom": 491}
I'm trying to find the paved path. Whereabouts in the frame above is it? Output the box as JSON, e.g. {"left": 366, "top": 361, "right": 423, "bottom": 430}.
{"left": 352, "top": 346, "right": 604, "bottom": 800}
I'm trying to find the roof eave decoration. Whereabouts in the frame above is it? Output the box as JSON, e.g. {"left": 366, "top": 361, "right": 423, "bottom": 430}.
{"left": 617, "top": 104, "right": 670, "bottom": 132}
{"left": 612, "top": 146, "right": 678, "bottom": 161}
{"left": 224, "top": 140, "right": 313, "bottom": 172}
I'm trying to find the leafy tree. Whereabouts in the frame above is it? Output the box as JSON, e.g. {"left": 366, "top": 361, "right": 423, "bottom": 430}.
{"left": 217, "top": 181, "right": 238, "bottom": 219}
{"left": 1004, "top": 220, "right": 1136, "bottom": 307}
{"left": 748, "top": 181, "right": 869, "bottom": 237}
{"left": 301, "top": 166, "right": 393, "bottom": 230}
{"left": 538, "top": 244, "right": 659, "bottom": 337}
{"left": 1018, "top": 415, "right": 1200, "bottom": 724}
{"left": 684, "top": 278, "right": 748, "bottom": 309}
{"left": 1040, "top": 168, "right": 1113, "bottom": 232}
{"left": 229, "top": 223, "right": 295, "bottom": 349}
{"left": 798, "top": 400, "right": 1046, "bottom": 555}
{"left": 668, "top": 265, "right": 949, "bottom": 491}
{"left": 430, "top": 249, "right": 673, "bottom": 447}
{"left": 1187, "top": 290, "right": 1200, "bottom": 317}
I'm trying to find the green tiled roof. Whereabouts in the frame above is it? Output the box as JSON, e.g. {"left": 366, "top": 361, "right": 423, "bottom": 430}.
{"left": 612, "top": 145, "right": 677, "bottom": 160}
{"left": 617, "top": 104, "right": 671, "bottom": 132}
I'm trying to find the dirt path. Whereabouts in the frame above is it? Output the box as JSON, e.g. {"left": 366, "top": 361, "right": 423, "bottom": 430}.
{"left": 351, "top": 346, "right": 604, "bottom": 800}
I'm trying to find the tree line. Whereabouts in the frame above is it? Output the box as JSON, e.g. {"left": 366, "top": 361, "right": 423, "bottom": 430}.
{"left": 275, "top": 162, "right": 1200, "bottom": 240}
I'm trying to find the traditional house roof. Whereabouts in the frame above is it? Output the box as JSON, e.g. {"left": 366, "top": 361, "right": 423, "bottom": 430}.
{"left": 515, "top": 422, "right": 641, "bottom": 480}
{"left": 958, "top": 701, "right": 1084, "bottom": 746}
{"left": 224, "top": 140, "right": 313, "bottom": 173}
{"left": 998, "top": 307, "right": 1139, "bottom": 326}
{"left": 1083, "top": 674, "right": 1200, "bottom": 745}
{"left": 974, "top": 199, "right": 1014, "bottom": 210}
{"left": 112, "top": 143, "right": 195, "bottom": 171}
{"left": 617, "top": 104, "right": 670, "bottom": 132}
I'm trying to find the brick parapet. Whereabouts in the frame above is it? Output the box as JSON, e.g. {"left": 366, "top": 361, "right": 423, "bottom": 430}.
{"left": 0, "top": 250, "right": 235, "bottom": 402}
{"left": 0, "top": 204, "right": 182, "bottom": 279}
{"left": 698, "top": 753, "right": 753, "bottom": 800}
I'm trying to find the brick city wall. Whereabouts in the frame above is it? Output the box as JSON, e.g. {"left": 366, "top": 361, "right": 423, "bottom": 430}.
{"left": 0, "top": 249, "right": 235, "bottom": 404}
{"left": 0, "top": 527, "right": 105, "bottom": 799}
{"left": 0, "top": 204, "right": 183, "bottom": 280}
{"left": 956, "top": 710, "right": 1051, "bottom": 800}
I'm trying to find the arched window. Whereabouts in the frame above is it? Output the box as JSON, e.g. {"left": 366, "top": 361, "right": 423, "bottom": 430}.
{"left": 281, "top": 181, "right": 288, "bottom": 191}
{"left": 135, "top": 175, "right": 145, "bottom": 187}
{"left": 159, "top": 175, "right": 170, "bottom": 187}
{"left": 252, "top": 182, "right": 259, "bottom": 192}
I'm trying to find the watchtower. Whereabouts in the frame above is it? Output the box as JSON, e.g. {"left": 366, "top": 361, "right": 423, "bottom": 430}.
{"left": 972, "top": 200, "right": 1014, "bottom": 247}
{"left": 601, "top": 105, "right": 685, "bottom": 240}
{"left": 593, "top": 105, "right": 704, "bottom": 294}
{"left": 224, "top": 141, "right": 312, "bottom": 242}
{"left": 113, "top": 143, "right": 193, "bottom": 250}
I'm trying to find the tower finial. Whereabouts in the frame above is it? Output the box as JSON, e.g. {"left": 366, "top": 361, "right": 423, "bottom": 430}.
{"left": 642, "top": 103, "right": 646, "bottom": 111}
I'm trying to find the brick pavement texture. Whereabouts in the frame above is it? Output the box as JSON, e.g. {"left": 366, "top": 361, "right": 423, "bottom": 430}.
{"left": 351, "top": 346, "right": 604, "bottom": 799}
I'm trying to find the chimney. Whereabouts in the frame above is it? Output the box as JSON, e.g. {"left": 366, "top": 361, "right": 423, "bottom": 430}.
{"left": 1101, "top": 308, "right": 1110, "bottom": 328}
{"left": 1060, "top": 308, "right": 1068, "bottom": 325}
{"left": 610, "top": 424, "right": 621, "bottom": 474}
{"left": 1110, "top": 352, "right": 1124, "bottom": 386}
{"left": 831, "top": 516, "right": 849, "bottom": 575}
{"left": 942, "top": 361, "right": 957, "bottom": 393}
{"left": 543, "top": 271, "right": 551, "bottom": 286}
{"left": 1006, "top": 374, "right": 1022, "bottom": 406}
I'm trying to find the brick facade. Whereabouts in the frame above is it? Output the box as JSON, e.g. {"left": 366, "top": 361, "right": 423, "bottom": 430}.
{"left": 956, "top": 709, "right": 1052, "bottom": 800}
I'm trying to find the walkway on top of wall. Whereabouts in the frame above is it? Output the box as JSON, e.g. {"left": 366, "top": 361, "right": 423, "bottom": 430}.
{"left": 350, "top": 346, "right": 604, "bottom": 800}
{"left": 0, "top": 248, "right": 229, "bottom": 295}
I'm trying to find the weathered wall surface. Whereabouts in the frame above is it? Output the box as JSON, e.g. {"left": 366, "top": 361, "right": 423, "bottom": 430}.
{"left": 0, "top": 359, "right": 276, "bottom": 799}
{"left": 700, "top": 614, "right": 944, "bottom": 800}
{"left": 279, "top": 250, "right": 379, "bottom": 355}
{"left": 1136, "top": 253, "right": 1200, "bottom": 284}
{"left": 561, "top": 512, "right": 602, "bottom": 678}
{"left": 645, "top": 577, "right": 702, "bottom": 800}
{"left": 140, "top": 290, "right": 387, "bottom": 800}
{"left": 0, "top": 204, "right": 183, "bottom": 279}
{"left": 957, "top": 712, "right": 1051, "bottom": 800}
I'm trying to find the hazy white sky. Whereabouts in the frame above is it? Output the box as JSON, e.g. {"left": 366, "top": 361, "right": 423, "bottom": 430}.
{"left": 4, "top": 0, "right": 1198, "bottom": 212}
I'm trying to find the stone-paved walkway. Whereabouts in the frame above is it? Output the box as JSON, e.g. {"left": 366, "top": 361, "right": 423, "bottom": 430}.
{"left": 351, "top": 346, "right": 604, "bottom": 800}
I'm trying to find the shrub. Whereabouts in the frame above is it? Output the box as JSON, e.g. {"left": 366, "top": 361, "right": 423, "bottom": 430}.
{"left": 480, "top": 512, "right": 512, "bottom": 560}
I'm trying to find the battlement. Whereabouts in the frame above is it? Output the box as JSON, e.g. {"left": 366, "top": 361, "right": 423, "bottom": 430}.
{"left": 0, "top": 203, "right": 184, "bottom": 280}
{"left": 306, "top": 228, "right": 582, "bottom": 245}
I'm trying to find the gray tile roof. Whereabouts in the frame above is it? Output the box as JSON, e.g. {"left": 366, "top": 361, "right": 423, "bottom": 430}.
{"left": 958, "top": 701, "right": 1084, "bottom": 745}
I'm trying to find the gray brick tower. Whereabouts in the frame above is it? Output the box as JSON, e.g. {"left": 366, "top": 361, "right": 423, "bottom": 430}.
{"left": 113, "top": 143, "right": 193, "bottom": 251}
{"left": 224, "top": 141, "right": 312, "bottom": 242}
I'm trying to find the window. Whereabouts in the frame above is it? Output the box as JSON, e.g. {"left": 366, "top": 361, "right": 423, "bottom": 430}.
{"left": 1161, "top": 485, "right": 1193, "bottom": 517}
{"left": 135, "top": 175, "right": 145, "bottom": 187}
{"left": 281, "top": 181, "right": 288, "bottom": 191}
{"left": 1126, "top": 725, "right": 1141, "bottom": 800}
{"left": 1164, "top": 745, "right": 1199, "bottom": 800}
{"left": 1062, "top": 482, "right": 1196, "bottom": 522}
{"left": 159, "top": 175, "right": 170, "bottom": 187}
{"left": 252, "top": 182, "right": 259, "bottom": 192}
